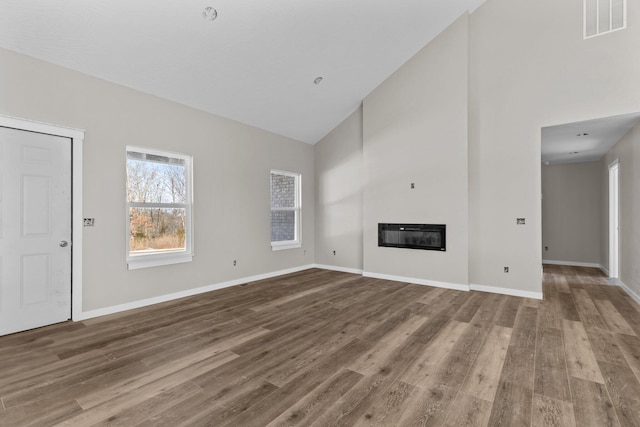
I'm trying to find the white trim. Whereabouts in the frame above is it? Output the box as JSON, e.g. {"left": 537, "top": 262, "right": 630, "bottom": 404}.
{"left": 75, "top": 264, "right": 315, "bottom": 321}
{"left": 599, "top": 265, "right": 610, "bottom": 277}
{"left": 618, "top": 280, "right": 640, "bottom": 306}
{"left": 470, "top": 283, "right": 543, "bottom": 300}
{"left": 313, "top": 264, "right": 363, "bottom": 275}
{"left": 271, "top": 241, "right": 302, "bottom": 251}
{"left": 127, "top": 253, "right": 193, "bottom": 270}
{"left": 126, "top": 146, "right": 194, "bottom": 269}
{"left": 542, "top": 260, "right": 603, "bottom": 269}
{"left": 362, "top": 271, "right": 469, "bottom": 291}
{"left": 609, "top": 160, "right": 620, "bottom": 279}
{"left": 270, "top": 169, "right": 302, "bottom": 248}
{"left": 0, "top": 115, "right": 85, "bottom": 322}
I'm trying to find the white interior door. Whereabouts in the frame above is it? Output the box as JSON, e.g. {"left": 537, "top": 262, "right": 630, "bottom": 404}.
{"left": 0, "top": 126, "right": 72, "bottom": 336}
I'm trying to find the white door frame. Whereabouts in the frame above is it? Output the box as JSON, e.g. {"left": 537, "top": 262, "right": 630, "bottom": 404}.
{"left": 608, "top": 159, "right": 620, "bottom": 279}
{"left": 0, "top": 114, "right": 84, "bottom": 321}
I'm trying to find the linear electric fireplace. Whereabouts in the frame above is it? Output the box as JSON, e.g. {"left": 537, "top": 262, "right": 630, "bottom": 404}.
{"left": 378, "top": 223, "right": 446, "bottom": 251}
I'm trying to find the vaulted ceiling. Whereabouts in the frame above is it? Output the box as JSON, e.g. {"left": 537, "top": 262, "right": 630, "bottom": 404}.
{"left": 0, "top": 0, "right": 486, "bottom": 143}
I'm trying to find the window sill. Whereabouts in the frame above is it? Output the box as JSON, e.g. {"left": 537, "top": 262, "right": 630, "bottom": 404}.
{"left": 127, "top": 253, "right": 193, "bottom": 270}
{"left": 271, "top": 242, "right": 302, "bottom": 251}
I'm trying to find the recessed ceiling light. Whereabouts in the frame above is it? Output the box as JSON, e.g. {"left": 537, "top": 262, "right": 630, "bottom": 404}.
{"left": 313, "top": 77, "right": 323, "bottom": 85}
{"left": 569, "top": 151, "right": 580, "bottom": 154}
{"left": 576, "top": 132, "right": 589, "bottom": 137}
{"left": 202, "top": 7, "right": 218, "bottom": 21}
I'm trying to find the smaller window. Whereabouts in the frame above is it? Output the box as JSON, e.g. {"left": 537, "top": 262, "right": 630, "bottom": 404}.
{"left": 584, "top": 0, "right": 626, "bottom": 39}
{"left": 126, "top": 147, "right": 193, "bottom": 269}
{"left": 270, "top": 170, "right": 302, "bottom": 251}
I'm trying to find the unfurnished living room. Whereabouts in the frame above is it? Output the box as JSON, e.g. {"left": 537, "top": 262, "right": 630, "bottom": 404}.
{"left": 1, "top": 0, "right": 639, "bottom": 426}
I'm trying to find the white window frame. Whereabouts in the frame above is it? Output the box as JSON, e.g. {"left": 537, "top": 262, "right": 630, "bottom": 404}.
{"left": 270, "top": 170, "right": 302, "bottom": 251}
{"left": 126, "top": 146, "right": 194, "bottom": 270}
{"left": 584, "top": 0, "right": 627, "bottom": 39}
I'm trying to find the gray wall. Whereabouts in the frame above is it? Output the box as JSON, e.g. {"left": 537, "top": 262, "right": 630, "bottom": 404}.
{"left": 603, "top": 122, "right": 640, "bottom": 298}
{"left": 541, "top": 162, "right": 602, "bottom": 265}
{"left": 314, "top": 108, "right": 363, "bottom": 270}
{"left": 363, "top": 14, "right": 469, "bottom": 286}
{"left": 0, "top": 48, "right": 315, "bottom": 313}
{"left": 468, "top": 0, "right": 640, "bottom": 294}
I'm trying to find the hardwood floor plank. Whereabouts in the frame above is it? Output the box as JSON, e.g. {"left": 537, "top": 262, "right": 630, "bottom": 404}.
{"left": 76, "top": 345, "right": 237, "bottom": 409}
{"left": 487, "top": 381, "right": 533, "bottom": 427}
{"left": 266, "top": 369, "right": 364, "bottom": 427}
{"left": 584, "top": 328, "right": 628, "bottom": 367}
{"left": 556, "top": 292, "right": 581, "bottom": 321}
{"left": 442, "top": 392, "right": 492, "bottom": 427}
{"left": 182, "top": 381, "right": 279, "bottom": 427}
{"left": 534, "top": 327, "right": 571, "bottom": 402}
{"left": 399, "top": 320, "right": 469, "bottom": 388}
{"left": 307, "top": 340, "right": 427, "bottom": 427}
{"left": 598, "top": 361, "right": 640, "bottom": 427}
{"left": 570, "top": 377, "right": 620, "bottom": 427}
{"left": 352, "top": 380, "right": 421, "bottom": 427}
{"left": 90, "top": 381, "right": 202, "bottom": 427}
{"left": 460, "top": 325, "right": 512, "bottom": 402}
{"left": 348, "top": 315, "right": 427, "bottom": 375}
{"left": 562, "top": 319, "right": 605, "bottom": 384}
{"left": 531, "top": 393, "right": 576, "bottom": 427}
{"left": 572, "top": 288, "right": 609, "bottom": 330}
{"left": 494, "top": 295, "right": 521, "bottom": 328}
{"left": 593, "top": 299, "right": 637, "bottom": 336}
{"left": 614, "top": 333, "right": 640, "bottom": 382}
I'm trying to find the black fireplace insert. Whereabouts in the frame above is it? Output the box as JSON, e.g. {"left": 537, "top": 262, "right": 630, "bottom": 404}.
{"left": 378, "top": 223, "right": 446, "bottom": 251}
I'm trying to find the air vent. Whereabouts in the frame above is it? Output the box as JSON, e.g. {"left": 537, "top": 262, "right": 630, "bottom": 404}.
{"left": 584, "top": 0, "right": 626, "bottom": 39}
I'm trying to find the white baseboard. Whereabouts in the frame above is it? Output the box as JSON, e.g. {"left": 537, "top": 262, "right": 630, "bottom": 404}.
{"left": 618, "top": 280, "right": 640, "bottom": 306}
{"left": 313, "top": 264, "right": 363, "bottom": 275}
{"left": 75, "top": 264, "right": 316, "bottom": 321}
{"left": 470, "top": 283, "right": 543, "bottom": 300}
{"left": 542, "top": 260, "right": 603, "bottom": 269}
{"left": 362, "top": 271, "right": 469, "bottom": 291}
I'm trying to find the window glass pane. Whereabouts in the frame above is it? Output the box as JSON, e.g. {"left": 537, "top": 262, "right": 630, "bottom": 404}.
{"left": 612, "top": 0, "right": 625, "bottom": 29}
{"left": 585, "top": 0, "right": 598, "bottom": 37}
{"left": 271, "top": 173, "right": 296, "bottom": 208}
{"left": 127, "top": 155, "right": 186, "bottom": 203}
{"left": 271, "top": 210, "right": 295, "bottom": 241}
{"left": 130, "top": 207, "right": 186, "bottom": 253}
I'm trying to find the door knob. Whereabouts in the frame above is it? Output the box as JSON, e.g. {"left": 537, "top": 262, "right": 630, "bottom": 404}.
{"left": 59, "top": 241, "right": 69, "bottom": 247}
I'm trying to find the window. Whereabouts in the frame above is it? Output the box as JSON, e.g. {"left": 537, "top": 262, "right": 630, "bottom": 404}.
{"left": 270, "top": 170, "right": 301, "bottom": 250}
{"left": 126, "top": 147, "right": 193, "bottom": 269}
{"left": 584, "top": 0, "right": 626, "bottom": 39}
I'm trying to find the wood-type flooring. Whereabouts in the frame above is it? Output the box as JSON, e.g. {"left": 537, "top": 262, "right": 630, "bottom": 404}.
{"left": 1, "top": 265, "right": 640, "bottom": 426}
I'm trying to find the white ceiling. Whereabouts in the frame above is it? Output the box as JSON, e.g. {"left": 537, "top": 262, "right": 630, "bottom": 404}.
{"left": 542, "top": 113, "right": 640, "bottom": 165}
{"left": 0, "top": 0, "right": 486, "bottom": 144}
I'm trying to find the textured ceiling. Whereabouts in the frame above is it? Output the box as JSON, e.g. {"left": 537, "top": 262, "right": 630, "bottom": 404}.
{"left": 542, "top": 113, "right": 640, "bottom": 165}
{"left": 0, "top": 0, "right": 486, "bottom": 143}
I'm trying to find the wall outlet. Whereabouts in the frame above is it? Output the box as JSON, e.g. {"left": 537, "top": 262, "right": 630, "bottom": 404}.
{"left": 516, "top": 218, "right": 525, "bottom": 225}
{"left": 83, "top": 218, "right": 95, "bottom": 226}
{"left": 504, "top": 266, "right": 509, "bottom": 273}
{"left": 233, "top": 260, "right": 237, "bottom": 266}
{"left": 411, "top": 183, "right": 415, "bottom": 189}
{"left": 545, "top": 246, "right": 549, "bottom": 251}
{"left": 333, "top": 250, "right": 336, "bottom": 255}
